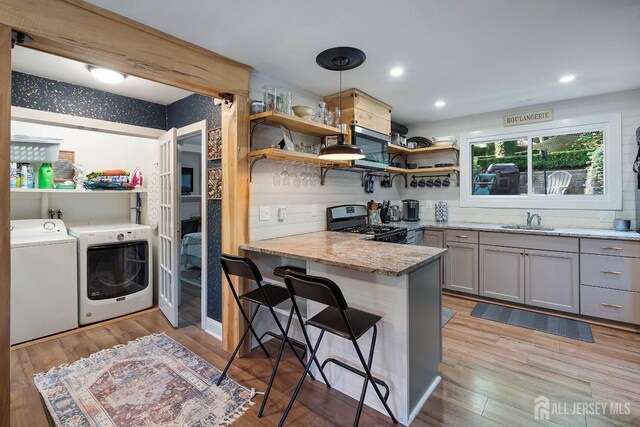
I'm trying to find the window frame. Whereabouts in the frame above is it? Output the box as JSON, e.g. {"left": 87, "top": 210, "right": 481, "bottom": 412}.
{"left": 459, "top": 113, "right": 622, "bottom": 210}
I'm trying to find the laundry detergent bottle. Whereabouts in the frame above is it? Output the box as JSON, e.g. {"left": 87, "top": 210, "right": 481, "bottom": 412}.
{"left": 38, "top": 163, "right": 54, "bottom": 189}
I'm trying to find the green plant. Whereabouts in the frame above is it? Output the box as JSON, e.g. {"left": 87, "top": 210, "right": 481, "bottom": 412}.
{"left": 585, "top": 145, "right": 604, "bottom": 194}
{"left": 494, "top": 140, "right": 520, "bottom": 157}
{"left": 475, "top": 148, "right": 595, "bottom": 172}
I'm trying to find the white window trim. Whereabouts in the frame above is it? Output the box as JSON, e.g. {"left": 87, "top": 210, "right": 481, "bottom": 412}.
{"left": 459, "top": 113, "right": 622, "bottom": 210}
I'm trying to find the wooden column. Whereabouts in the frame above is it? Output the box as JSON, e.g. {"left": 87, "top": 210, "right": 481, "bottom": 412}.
{"left": 221, "top": 94, "right": 251, "bottom": 354}
{"left": 0, "top": 24, "right": 11, "bottom": 427}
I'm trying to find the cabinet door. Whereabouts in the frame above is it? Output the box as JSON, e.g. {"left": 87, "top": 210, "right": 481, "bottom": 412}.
{"left": 445, "top": 242, "right": 478, "bottom": 294}
{"left": 423, "top": 230, "right": 445, "bottom": 286}
{"left": 479, "top": 245, "right": 524, "bottom": 303}
{"left": 422, "top": 230, "right": 444, "bottom": 248}
{"left": 525, "top": 249, "right": 579, "bottom": 313}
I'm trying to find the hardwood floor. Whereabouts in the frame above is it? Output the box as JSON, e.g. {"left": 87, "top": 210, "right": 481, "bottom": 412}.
{"left": 10, "top": 295, "right": 640, "bottom": 426}
{"left": 179, "top": 280, "right": 202, "bottom": 327}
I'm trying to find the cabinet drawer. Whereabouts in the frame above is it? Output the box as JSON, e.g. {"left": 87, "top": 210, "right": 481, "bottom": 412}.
{"left": 446, "top": 229, "right": 479, "bottom": 244}
{"left": 580, "top": 239, "right": 640, "bottom": 258}
{"left": 580, "top": 285, "right": 640, "bottom": 325}
{"left": 580, "top": 254, "right": 640, "bottom": 292}
{"left": 480, "top": 232, "right": 578, "bottom": 252}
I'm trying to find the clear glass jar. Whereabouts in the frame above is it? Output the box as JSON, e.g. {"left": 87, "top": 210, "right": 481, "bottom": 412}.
{"left": 263, "top": 86, "right": 277, "bottom": 111}
{"left": 276, "top": 88, "right": 292, "bottom": 115}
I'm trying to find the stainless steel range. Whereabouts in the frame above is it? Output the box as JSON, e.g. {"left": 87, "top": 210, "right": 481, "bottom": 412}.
{"left": 327, "top": 205, "right": 408, "bottom": 244}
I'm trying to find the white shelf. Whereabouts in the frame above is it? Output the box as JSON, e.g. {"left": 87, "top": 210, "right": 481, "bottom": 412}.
{"left": 10, "top": 188, "right": 147, "bottom": 194}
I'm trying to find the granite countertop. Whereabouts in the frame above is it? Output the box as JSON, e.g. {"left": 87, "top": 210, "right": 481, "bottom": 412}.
{"left": 240, "top": 231, "right": 446, "bottom": 277}
{"left": 390, "top": 220, "right": 640, "bottom": 241}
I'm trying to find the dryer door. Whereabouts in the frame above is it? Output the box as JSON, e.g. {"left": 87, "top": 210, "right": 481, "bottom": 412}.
{"left": 87, "top": 242, "right": 149, "bottom": 300}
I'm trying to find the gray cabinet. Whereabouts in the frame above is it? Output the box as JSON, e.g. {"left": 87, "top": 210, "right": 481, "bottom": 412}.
{"left": 422, "top": 229, "right": 444, "bottom": 248}
{"left": 423, "top": 229, "right": 445, "bottom": 286}
{"left": 525, "top": 249, "right": 579, "bottom": 314}
{"left": 445, "top": 242, "right": 478, "bottom": 294}
{"left": 479, "top": 245, "right": 525, "bottom": 303}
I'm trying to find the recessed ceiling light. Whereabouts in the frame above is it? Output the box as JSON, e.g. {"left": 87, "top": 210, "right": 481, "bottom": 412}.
{"left": 87, "top": 65, "right": 127, "bottom": 84}
{"left": 390, "top": 67, "right": 404, "bottom": 77}
{"left": 435, "top": 100, "right": 446, "bottom": 108}
{"left": 559, "top": 74, "right": 575, "bottom": 83}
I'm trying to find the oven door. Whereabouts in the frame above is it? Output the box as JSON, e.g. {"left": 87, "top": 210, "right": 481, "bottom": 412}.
{"left": 351, "top": 125, "right": 389, "bottom": 170}
{"left": 87, "top": 241, "right": 149, "bottom": 300}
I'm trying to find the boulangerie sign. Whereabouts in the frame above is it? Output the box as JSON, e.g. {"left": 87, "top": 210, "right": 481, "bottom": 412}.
{"left": 503, "top": 109, "right": 553, "bottom": 127}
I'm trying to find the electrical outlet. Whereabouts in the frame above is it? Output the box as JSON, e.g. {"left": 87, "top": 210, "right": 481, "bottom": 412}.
{"left": 311, "top": 204, "right": 318, "bottom": 217}
{"left": 259, "top": 206, "right": 271, "bottom": 221}
{"left": 599, "top": 211, "right": 615, "bottom": 222}
{"left": 278, "top": 206, "right": 287, "bottom": 221}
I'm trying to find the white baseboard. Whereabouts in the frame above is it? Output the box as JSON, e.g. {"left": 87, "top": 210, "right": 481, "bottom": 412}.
{"left": 204, "top": 317, "right": 222, "bottom": 341}
{"left": 407, "top": 375, "right": 442, "bottom": 425}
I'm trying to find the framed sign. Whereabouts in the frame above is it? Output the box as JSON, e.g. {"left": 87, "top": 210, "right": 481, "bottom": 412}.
{"left": 207, "top": 127, "right": 222, "bottom": 160}
{"left": 504, "top": 109, "right": 553, "bottom": 127}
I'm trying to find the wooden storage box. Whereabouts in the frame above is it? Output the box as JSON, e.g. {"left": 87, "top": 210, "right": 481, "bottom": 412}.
{"left": 323, "top": 88, "right": 392, "bottom": 135}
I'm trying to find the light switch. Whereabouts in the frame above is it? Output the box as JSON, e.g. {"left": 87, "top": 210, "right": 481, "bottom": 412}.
{"left": 311, "top": 204, "right": 318, "bottom": 217}
{"left": 259, "top": 206, "right": 271, "bottom": 221}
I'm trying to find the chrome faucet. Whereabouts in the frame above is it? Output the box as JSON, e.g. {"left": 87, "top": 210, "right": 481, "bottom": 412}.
{"left": 527, "top": 212, "right": 542, "bottom": 227}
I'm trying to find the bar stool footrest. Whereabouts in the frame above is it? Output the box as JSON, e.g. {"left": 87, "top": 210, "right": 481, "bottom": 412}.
{"left": 259, "top": 331, "right": 308, "bottom": 358}
{"left": 320, "top": 357, "right": 390, "bottom": 401}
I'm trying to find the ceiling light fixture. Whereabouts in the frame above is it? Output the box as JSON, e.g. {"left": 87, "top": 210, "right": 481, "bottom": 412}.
{"left": 390, "top": 67, "right": 404, "bottom": 77}
{"left": 316, "top": 47, "right": 366, "bottom": 161}
{"left": 86, "top": 65, "right": 127, "bottom": 84}
{"left": 435, "top": 100, "right": 446, "bottom": 108}
{"left": 559, "top": 74, "right": 575, "bottom": 84}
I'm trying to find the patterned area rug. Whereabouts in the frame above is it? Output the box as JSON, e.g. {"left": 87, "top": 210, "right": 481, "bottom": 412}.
{"left": 34, "top": 333, "right": 254, "bottom": 426}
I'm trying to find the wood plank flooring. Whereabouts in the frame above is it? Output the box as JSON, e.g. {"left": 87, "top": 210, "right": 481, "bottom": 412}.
{"left": 10, "top": 295, "right": 640, "bottom": 426}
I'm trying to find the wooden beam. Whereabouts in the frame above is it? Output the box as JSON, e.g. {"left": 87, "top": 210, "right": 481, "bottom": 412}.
{"left": 0, "top": 24, "right": 11, "bottom": 427}
{"left": 221, "top": 94, "right": 251, "bottom": 354}
{"left": 0, "top": 0, "right": 251, "bottom": 98}
{"left": 0, "top": 0, "right": 253, "bottom": 410}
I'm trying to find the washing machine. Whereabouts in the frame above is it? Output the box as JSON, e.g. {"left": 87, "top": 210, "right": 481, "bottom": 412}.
{"left": 10, "top": 219, "right": 78, "bottom": 345}
{"left": 68, "top": 223, "right": 153, "bottom": 325}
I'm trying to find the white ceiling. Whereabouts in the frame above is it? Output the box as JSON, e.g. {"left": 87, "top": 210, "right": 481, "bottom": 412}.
{"left": 11, "top": 46, "right": 192, "bottom": 105}
{"left": 86, "top": 0, "right": 640, "bottom": 124}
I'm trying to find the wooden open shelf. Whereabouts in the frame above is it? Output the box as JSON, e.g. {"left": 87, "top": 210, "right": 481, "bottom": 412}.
{"left": 386, "top": 165, "right": 459, "bottom": 174}
{"left": 250, "top": 111, "right": 342, "bottom": 137}
{"left": 388, "top": 143, "right": 459, "bottom": 154}
{"left": 10, "top": 187, "right": 147, "bottom": 194}
{"left": 249, "top": 147, "right": 349, "bottom": 167}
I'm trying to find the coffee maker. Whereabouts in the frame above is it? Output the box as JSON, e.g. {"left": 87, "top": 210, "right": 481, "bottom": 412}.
{"left": 402, "top": 199, "right": 420, "bottom": 221}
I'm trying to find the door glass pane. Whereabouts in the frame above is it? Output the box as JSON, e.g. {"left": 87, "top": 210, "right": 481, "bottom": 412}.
{"left": 471, "top": 139, "right": 528, "bottom": 196}
{"left": 531, "top": 131, "right": 604, "bottom": 195}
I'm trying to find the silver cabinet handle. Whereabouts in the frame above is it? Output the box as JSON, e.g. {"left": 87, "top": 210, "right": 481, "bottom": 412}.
{"left": 456, "top": 235, "right": 468, "bottom": 238}
{"left": 601, "top": 246, "right": 623, "bottom": 251}
{"left": 601, "top": 270, "right": 622, "bottom": 275}
{"left": 600, "top": 303, "right": 623, "bottom": 309}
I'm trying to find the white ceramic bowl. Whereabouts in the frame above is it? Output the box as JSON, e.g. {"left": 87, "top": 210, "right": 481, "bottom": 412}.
{"left": 292, "top": 105, "right": 315, "bottom": 119}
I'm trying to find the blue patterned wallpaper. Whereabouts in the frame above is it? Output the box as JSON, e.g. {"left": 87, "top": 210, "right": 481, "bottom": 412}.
{"left": 167, "top": 94, "right": 223, "bottom": 321}
{"left": 11, "top": 71, "right": 167, "bottom": 129}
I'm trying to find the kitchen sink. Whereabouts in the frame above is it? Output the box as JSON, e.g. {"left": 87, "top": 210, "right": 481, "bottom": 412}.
{"left": 501, "top": 224, "right": 555, "bottom": 231}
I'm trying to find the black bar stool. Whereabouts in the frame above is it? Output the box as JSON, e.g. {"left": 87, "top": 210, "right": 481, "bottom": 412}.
{"left": 277, "top": 271, "right": 398, "bottom": 427}
{"left": 216, "top": 254, "right": 316, "bottom": 388}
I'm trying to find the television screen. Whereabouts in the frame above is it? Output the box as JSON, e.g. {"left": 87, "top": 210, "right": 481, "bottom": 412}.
{"left": 181, "top": 167, "right": 194, "bottom": 195}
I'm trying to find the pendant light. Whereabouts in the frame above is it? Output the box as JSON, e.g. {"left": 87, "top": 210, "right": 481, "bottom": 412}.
{"left": 316, "top": 47, "right": 366, "bottom": 160}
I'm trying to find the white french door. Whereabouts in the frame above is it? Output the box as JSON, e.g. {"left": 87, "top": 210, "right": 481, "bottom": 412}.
{"left": 158, "top": 128, "right": 179, "bottom": 326}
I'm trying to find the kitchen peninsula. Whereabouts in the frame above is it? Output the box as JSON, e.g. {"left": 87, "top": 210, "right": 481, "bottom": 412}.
{"left": 240, "top": 231, "right": 446, "bottom": 425}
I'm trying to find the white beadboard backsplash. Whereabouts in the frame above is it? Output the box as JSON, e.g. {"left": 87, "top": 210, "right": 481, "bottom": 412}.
{"left": 406, "top": 89, "right": 640, "bottom": 230}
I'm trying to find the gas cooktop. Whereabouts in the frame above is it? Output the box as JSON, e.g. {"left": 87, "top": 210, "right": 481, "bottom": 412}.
{"left": 340, "top": 224, "right": 405, "bottom": 236}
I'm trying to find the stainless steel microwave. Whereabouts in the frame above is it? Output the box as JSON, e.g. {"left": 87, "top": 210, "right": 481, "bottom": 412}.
{"left": 350, "top": 125, "right": 390, "bottom": 170}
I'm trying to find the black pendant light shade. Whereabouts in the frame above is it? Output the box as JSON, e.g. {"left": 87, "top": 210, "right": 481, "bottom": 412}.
{"left": 316, "top": 47, "right": 366, "bottom": 161}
